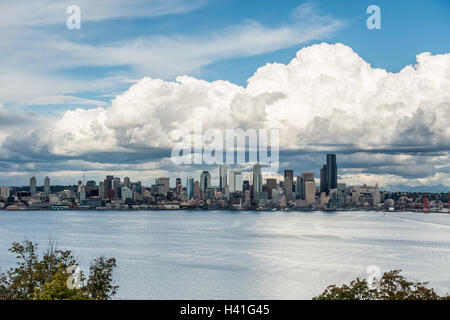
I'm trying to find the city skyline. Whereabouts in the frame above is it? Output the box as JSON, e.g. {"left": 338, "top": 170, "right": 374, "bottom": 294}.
{"left": 0, "top": 1, "right": 449, "bottom": 192}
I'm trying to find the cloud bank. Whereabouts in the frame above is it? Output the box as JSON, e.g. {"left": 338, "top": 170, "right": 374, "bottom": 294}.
{"left": 1, "top": 43, "right": 450, "bottom": 189}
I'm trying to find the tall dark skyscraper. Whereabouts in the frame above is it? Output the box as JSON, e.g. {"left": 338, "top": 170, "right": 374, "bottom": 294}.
{"left": 326, "top": 154, "right": 337, "bottom": 194}
{"left": 284, "top": 170, "right": 294, "bottom": 201}
{"left": 320, "top": 165, "right": 327, "bottom": 194}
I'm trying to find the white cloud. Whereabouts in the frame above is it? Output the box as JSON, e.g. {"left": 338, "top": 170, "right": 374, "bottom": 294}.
{"left": 0, "top": 3, "right": 342, "bottom": 104}
{"left": 48, "top": 43, "right": 450, "bottom": 153}
{"left": 1, "top": 43, "right": 450, "bottom": 188}
{"left": 0, "top": 0, "right": 205, "bottom": 28}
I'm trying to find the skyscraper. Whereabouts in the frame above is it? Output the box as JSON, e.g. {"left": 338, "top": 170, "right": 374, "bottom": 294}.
{"left": 229, "top": 171, "right": 243, "bottom": 193}
{"left": 99, "top": 181, "right": 105, "bottom": 199}
{"left": 176, "top": 178, "right": 182, "bottom": 195}
{"left": 219, "top": 164, "right": 227, "bottom": 191}
{"left": 284, "top": 170, "right": 294, "bottom": 201}
{"left": 320, "top": 165, "right": 327, "bottom": 194}
{"left": 186, "top": 177, "right": 194, "bottom": 199}
{"left": 156, "top": 177, "right": 170, "bottom": 195}
{"left": 112, "top": 177, "right": 121, "bottom": 200}
{"left": 305, "top": 180, "right": 316, "bottom": 204}
{"left": 252, "top": 164, "right": 262, "bottom": 201}
{"left": 301, "top": 172, "right": 314, "bottom": 200}
{"left": 0, "top": 186, "right": 10, "bottom": 200}
{"left": 124, "top": 177, "right": 130, "bottom": 188}
{"left": 200, "top": 171, "right": 211, "bottom": 194}
{"left": 266, "top": 178, "right": 277, "bottom": 200}
{"left": 30, "top": 176, "right": 36, "bottom": 196}
{"left": 326, "top": 154, "right": 337, "bottom": 195}
{"left": 44, "top": 176, "right": 50, "bottom": 197}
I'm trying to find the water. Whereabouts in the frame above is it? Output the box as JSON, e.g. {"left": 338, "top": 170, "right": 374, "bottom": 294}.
{"left": 0, "top": 210, "right": 449, "bottom": 299}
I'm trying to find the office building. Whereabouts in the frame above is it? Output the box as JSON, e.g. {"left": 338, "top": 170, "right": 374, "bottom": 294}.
{"left": 200, "top": 171, "right": 211, "bottom": 194}
{"left": 229, "top": 171, "right": 243, "bottom": 193}
{"left": 284, "top": 170, "right": 294, "bottom": 201}
{"left": 186, "top": 177, "right": 194, "bottom": 199}
{"left": 44, "top": 176, "right": 50, "bottom": 197}
{"left": 30, "top": 176, "right": 36, "bottom": 196}
{"left": 219, "top": 164, "right": 227, "bottom": 191}
{"left": 326, "top": 154, "right": 337, "bottom": 195}
{"left": 252, "top": 164, "right": 262, "bottom": 201}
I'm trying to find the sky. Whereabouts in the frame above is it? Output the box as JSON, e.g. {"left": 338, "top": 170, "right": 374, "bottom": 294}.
{"left": 0, "top": 0, "right": 449, "bottom": 191}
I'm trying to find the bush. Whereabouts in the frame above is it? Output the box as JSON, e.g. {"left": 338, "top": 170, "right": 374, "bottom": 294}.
{"left": 314, "top": 270, "right": 449, "bottom": 300}
{"left": 0, "top": 239, "right": 118, "bottom": 300}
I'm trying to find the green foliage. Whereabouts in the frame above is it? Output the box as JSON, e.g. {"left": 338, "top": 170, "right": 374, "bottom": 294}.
{"left": 0, "top": 239, "right": 118, "bottom": 300}
{"left": 87, "top": 256, "right": 118, "bottom": 300}
{"left": 314, "top": 270, "right": 450, "bottom": 300}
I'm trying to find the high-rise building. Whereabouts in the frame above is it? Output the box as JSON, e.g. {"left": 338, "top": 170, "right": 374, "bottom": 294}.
{"left": 300, "top": 172, "right": 314, "bottom": 200}
{"left": 99, "top": 181, "right": 105, "bottom": 199}
{"left": 156, "top": 178, "right": 170, "bottom": 195}
{"left": 320, "top": 165, "right": 327, "bottom": 194}
{"left": 326, "top": 154, "right": 337, "bottom": 195}
{"left": 305, "top": 180, "right": 316, "bottom": 204}
{"left": 105, "top": 175, "right": 114, "bottom": 190}
{"left": 30, "top": 176, "right": 36, "bottom": 196}
{"left": 284, "top": 170, "right": 294, "bottom": 201}
{"left": 121, "top": 187, "right": 133, "bottom": 201}
{"left": 193, "top": 181, "right": 201, "bottom": 199}
{"left": 266, "top": 178, "right": 277, "bottom": 199}
{"left": 229, "top": 171, "right": 243, "bottom": 193}
{"left": 176, "top": 178, "right": 182, "bottom": 195}
{"left": 200, "top": 171, "right": 211, "bottom": 194}
{"left": 186, "top": 177, "right": 194, "bottom": 199}
{"left": 124, "top": 177, "right": 130, "bottom": 188}
{"left": 1, "top": 186, "right": 10, "bottom": 200}
{"left": 296, "top": 176, "right": 302, "bottom": 199}
{"left": 219, "top": 164, "right": 227, "bottom": 191}
{"left": 252, "top": 164, "right": 262, "bottom": 202}
{"left": 105, "top": 175, "right": 114, "bottom": 199}
{"left": 112, "top": 177, "right": 121, "bottom": 200}
{"left": 44, "top": 176, "right": 50, "bottom": 197}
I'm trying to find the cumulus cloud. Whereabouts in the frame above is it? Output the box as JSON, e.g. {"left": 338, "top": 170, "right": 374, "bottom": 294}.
{"left": 1, "top": 43, "right": 450, "bottom": 188}
{"left": 46, "top": 43, "right": 450, "bottom": 153}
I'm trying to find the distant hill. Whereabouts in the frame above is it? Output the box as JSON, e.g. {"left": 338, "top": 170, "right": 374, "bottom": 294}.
{"left": 384, "top": 184, "right": 449, "bottom": 193}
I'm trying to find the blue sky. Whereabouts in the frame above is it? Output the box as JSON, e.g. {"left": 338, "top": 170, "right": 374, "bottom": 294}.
{"left": 0, "top": 0, "right": 449, "bottom": 190}
{"left": 65, "top": 0, "right": 449, "bottom": 86}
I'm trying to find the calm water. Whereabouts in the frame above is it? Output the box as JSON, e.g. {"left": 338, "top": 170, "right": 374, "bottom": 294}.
{"left": 0, "top": 210, "right": 449, "bottom": 299}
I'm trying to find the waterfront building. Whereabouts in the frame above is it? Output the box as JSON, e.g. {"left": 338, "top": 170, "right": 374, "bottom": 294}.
{"left": 1, "top": 186, "right": 10, "bottom": 200}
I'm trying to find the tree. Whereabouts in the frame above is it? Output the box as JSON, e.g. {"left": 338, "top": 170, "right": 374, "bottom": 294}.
{"left": 314, "top": 270, "right": 449, "bottom": 300}
{"left": 0, "top": 239, "right": 118, "bottom": 300}
{"left": 86, "top": 256, "right": 118, "bottom": 300}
